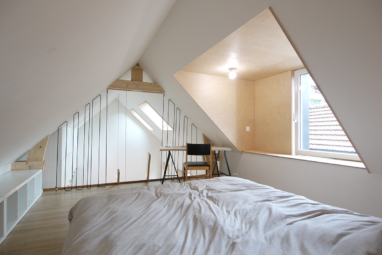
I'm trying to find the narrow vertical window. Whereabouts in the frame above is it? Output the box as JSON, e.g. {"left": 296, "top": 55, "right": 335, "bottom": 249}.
{"left": 294, "top": 68, "right": 359, "bottom": 161}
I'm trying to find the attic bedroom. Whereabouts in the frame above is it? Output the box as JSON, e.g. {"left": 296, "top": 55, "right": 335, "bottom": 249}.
{"left": 0, "top": 1, "right": 382, "bottom": 254}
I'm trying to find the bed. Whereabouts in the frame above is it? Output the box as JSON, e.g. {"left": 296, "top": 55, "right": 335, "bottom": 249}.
{"left": 62, "top": 177, "right": 382, "bottom": 254}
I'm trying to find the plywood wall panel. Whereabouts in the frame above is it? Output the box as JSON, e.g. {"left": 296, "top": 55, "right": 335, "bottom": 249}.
{"left": 174, "top": 71, "right": 256, "bottom": 151}
{"left": 254, "top": 71, "right": 292, "bottom": 154}
{"left": 236, "top": 83, "right": 256, "bottom": 151}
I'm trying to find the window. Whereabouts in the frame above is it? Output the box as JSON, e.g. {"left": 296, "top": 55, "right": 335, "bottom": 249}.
{"left": 129, "top": 109, "right": 154, "bottom": 131}
{"left": 138, "top": 101, "right": 172, "bottom": 130}
{"left": 294, "top": 68, "right": 360, "bottom": 161}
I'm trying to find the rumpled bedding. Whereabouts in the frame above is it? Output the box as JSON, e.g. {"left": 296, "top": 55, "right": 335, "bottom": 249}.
{"left": 62, "top": 177, "right": 382, "bottom": 255}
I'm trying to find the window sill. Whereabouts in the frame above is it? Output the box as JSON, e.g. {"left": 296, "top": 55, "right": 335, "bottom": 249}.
{"left": 242, "top": 150, "right": 366, "bottom": 169}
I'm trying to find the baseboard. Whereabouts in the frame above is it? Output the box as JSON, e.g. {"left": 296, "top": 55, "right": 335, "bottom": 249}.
{"left": 43, "top": 175, "right": 208, "bottom": 191}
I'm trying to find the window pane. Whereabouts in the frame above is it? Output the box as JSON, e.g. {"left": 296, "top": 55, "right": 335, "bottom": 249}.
{"left": 130, "top": 109, "right": 154, "bottom": 131}
{"left": 138, "top": 101, "right": 173, "bottom": 130}
{"left": 299, "top": 73, "right": 356, "bottom": 154}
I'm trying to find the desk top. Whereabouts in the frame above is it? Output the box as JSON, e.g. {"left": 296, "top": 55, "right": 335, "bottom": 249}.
{"left": 160, "top": 146, "right": 232, "bottom": 152}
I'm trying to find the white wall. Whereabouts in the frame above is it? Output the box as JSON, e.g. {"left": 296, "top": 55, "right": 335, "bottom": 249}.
{"left": 42, "top": 90, "right": 165, "bottom": 189}
{"left": 19, "top": 86, "right": 211, "bottom": 189}
{"left": 43, "top": 131, "right": 58, "bottom": 189}
{"left": 108, "top": 96, "right": 162, "bottom": 182}
{"left": 221, "top": 152, "right": 382, "bottom": 218}
{"left": 0, "top": 164, "right": 11, "bottom": 176}
{"left": 41, "top": 89, "right": 207, "bottom": 189}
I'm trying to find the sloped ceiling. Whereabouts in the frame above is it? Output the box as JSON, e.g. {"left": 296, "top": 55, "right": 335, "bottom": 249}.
{"left": 140, "top": 0, "right": 382, "bottom": 173}
{"left": 0, "top": 0, "right": 176, "bottom": 168}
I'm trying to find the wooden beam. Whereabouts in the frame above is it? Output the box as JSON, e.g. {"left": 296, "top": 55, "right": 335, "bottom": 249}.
{"left": 109, "top": 64, "right": 164, "bottom": 93}
{"left": 108, "top": 79, "right": 165, "bottom": 94}
{"left": 12, "top": 160, "right": 47, "bottom": 171}
{"left": 131, "top": 64, "right": 143, "bottom": 82}
{"left": 27, "top": 135, "right": 49, "bottom": 162}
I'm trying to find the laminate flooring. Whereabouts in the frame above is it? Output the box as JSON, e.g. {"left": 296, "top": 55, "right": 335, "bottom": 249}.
{"left": 0, "top": 181, "right": 164, "bottom": 255}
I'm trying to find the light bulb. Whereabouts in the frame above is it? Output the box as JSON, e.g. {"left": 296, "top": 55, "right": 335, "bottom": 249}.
{"left": 229, "top": 68, "right": 237, "bottom": 79}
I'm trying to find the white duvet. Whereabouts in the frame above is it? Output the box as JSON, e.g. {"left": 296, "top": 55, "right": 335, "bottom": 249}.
{"left": 62, "top": 177, "right": 382, "bottom": 255}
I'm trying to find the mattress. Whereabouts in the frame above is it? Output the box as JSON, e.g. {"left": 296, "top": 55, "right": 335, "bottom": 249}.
{"left": 62, "top": 177, "right": 382, "bottom": 254}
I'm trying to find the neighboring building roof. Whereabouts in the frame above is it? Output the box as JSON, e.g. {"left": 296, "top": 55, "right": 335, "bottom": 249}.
{"left": 309, "top": 105, "right": 356, "bottom": 153}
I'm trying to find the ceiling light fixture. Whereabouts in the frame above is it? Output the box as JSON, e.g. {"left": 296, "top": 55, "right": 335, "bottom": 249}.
{"left": 229, "top": 68, "right": 237, "bottom": 79}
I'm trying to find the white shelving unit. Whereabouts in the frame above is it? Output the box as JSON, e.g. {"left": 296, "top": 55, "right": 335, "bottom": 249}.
{"left": 0, "top": 170, "right": 42, "bottom": 245}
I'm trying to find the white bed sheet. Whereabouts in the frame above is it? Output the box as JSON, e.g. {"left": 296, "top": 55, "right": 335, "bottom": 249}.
{"left": 62, "top": 177, "right": 382, "bottom": 255}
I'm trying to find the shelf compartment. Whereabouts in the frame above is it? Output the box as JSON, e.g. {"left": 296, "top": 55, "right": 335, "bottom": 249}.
{"left": 0, "top": 169, "right": 42, "bottom": 245}
{"left": 27, "top": 179, "right": 35, "bottom": 207}
{"left": 6, "top": 191, "right": 18, "bottom": 232}
{"left": 34, "top": 172, "right": 42, "bottom": 198}
{"left": 18, "top": 184, "right": 27, "bottom": 217}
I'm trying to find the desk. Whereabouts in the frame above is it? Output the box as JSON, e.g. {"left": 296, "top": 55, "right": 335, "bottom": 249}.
{"left": 160, "top": 146, "right": 232, "bottom": 184}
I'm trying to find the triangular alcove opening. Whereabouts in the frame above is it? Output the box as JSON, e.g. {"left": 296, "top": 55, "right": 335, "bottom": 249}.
{"left": 173, "top": 8, "right": 363, "bottom": 166}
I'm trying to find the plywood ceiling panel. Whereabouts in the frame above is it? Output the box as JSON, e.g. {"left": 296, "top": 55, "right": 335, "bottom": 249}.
{"left": 181, "top": 8, "right": 303, "bottom": 81}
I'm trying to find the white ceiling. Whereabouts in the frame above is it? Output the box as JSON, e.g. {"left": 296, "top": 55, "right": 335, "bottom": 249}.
{"left": 0, "top": 0, "right": 176, "bottom": 168}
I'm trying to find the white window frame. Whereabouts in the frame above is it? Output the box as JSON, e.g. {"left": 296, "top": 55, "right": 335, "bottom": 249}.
{"left": 293, "top": 68, "right": 360, "bottom": 161}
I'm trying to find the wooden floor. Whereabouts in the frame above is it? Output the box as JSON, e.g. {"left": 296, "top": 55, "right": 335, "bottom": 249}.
{"left": 0, "top": 181, "right": 163, "bottom": 255}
